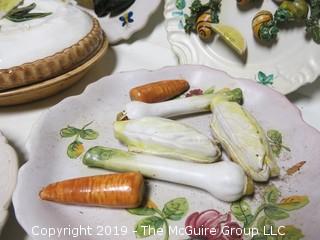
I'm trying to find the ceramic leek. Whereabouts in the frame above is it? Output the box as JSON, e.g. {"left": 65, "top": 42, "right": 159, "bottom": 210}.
{"left": 210, "top": 89, "right": 280, "bottom": 182}
{"left": 114, "top": 117, "right": 221, "bottom": 163}
{"left": 83, "top": 146, "right": 254, "bottom": 202}
{"left": 119, "top": 94, "right": 215, "bottom": 120}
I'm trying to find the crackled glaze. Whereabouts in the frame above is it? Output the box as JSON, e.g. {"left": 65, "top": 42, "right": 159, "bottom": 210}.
{"left": 0, "top": 0, "right": 93, "bottom": 69}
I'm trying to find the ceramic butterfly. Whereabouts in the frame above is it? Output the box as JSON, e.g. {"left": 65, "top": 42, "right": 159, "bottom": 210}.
{"left": 257, "top": 71, "right": 274, "bottom": 85}
{"left": 119, "top": 11, "right": 134, "bottom": 27}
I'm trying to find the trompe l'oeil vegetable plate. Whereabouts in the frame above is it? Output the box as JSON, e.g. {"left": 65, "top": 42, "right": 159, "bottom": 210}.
{"left": 164, "top": 0, "right": 320, "bottom": 94}
{"left": 0, "top": 131, "right": 18, "bottom": 233}
{"left": 13, "top": 65, "right": 320, "bottom": 240}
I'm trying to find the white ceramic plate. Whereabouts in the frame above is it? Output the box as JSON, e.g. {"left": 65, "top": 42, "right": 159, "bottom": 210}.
{"left": 13, "top": 65, "right": 320, "bottom": 240}
{"left": 81, "top": 0, "right": 161, "bottom": 44}
{"left": 164, "top": 0, "right": 320, "bottom": 94}
{"left": 0, "top": 131, "right": 18, "bottom": 233}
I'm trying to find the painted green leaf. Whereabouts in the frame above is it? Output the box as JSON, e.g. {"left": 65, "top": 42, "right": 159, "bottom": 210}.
{"left": 127, "top": 207, "right": 156, "bottom": 216}
{"left": 267, "top": 130, "right": 282, "bottom": 145}
{"left": 312, "top": 26, "right": 320, "bottom": 44}
{"left": 277, "top": 225, "right": 304, "bottom": 240}
{"left": 67, "top": 141, "right": 84, "bottom": 159}
{"left": 135, "top": 216, "right": 164, "bottom": 238}
{"left": 264, "top": 185, "right": 280, "bottom": 203}
{"left": 162, "top": 197, "right": 188, "bottom": 221}
{"left": 60, "top": 127, "right": 79, "bottom": 138}
{"left": 204, "top": 86, "right": 215, "bottom": 95}
{"left": 176, "top": 0, "right": 186, "bottom": 10}
{"left": 277, "top": 195, "right": 309, "bottom": 211}
{"left": 258, "top": 71, "right": 267, "bottom": 80}
{"left": 264, "top": 206, "right": 289, "bottom": 220}
{"left": 257, "top": 216, "right": 275, "bottom": 235}
{"left": 230, "top": 200, "right": 254, "bottom": 226}
{"left": 80, "top": 129, "right": 99, "bottom": 140}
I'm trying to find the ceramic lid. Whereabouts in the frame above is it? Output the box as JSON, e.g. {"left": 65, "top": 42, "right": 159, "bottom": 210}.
{"left": 0, "top": 0, "right": 93, "bottom": 69}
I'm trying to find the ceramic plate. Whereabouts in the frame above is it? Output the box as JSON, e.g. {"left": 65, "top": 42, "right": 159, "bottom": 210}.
{"left": 164, "top": 0, "right": 320, "bottom": 94}
{"left": 13, "top": 65, "right": 320, "bottom": 240}
{"left": 0, "top": 131, "right": 18, "bottom": 233}
{"left": 81, "top": 0, "right": 161, "bottom": 44}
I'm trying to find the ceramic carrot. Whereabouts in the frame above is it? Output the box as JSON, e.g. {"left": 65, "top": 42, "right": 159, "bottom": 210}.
{"left": 129, "top": 80, "right": 190, "bottom": 103}
{"left": 39, "top": 172, "right": 144, "bottom": 208}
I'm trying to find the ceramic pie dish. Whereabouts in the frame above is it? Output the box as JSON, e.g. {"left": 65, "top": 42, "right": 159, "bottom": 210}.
{"left": 13, "top": 65, "right": 320, "bottom": 239}
{"left": 0, "top": 131, "right": 18, "bottom": 233}
{"left": 0, "top": 0, "right": 104, "bottom": 91}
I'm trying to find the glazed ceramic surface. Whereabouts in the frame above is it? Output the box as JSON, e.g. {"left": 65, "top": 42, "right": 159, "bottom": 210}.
{"left": 13, "top": 66, "right": 320, "bottom": 240}
{"left": 0, "top": 131, "right": 18, "bottom": 233}
{"left": 164, "top": 0, "right": 320, "bottom": 94}
{"left": 81, "top": 0, "right": 161, "bottom": 44}
{"left": 0, "top": 0, "right": 92, "bottom": 69}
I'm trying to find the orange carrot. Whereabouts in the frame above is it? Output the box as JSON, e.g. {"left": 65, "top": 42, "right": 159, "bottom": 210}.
{"left": 130, "top": 80, "right": 190, "bottom": 103}
{"left": 39, "top": 172, "right": 144, "bottom": 208}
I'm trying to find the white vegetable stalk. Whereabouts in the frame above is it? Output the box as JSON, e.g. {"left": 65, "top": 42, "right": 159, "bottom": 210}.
{"left": 120, "top": 94, "right": 215, "bottom": 120}
{"left": 114, "top": 117, "right": 221, "bottom": 163}
{"left": 83, "top": 146, "right": 254, "bottom": 202}
{"left": 210, "top": 89, "right": 280, "bottom": 182}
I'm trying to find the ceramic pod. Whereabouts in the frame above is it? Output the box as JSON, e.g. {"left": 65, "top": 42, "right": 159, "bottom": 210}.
{"left": 275, "top": 0, "right": 309, "bottom": 22}
{"left": 209, "top": 89, "right": 280, "bottom": 182}
{"left": 114, "top": 117, "right": 221, "bottom": 163}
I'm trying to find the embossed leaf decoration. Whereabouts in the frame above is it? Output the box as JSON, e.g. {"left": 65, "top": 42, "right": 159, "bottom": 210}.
{"left": 67, "top": 141, "right": 84, "bottom": 159}
{"left": 163, "top": 197, "right": 188, "bottom": 221}
{"left": 277, "top": 225, "right": 304, "bottom": 240}
{"left": 135, "top": 216, "right": 164, "bottom": 238}
{"left": 264, "top": 206, "right": 289, "bottom": 220}
{"left": 60, "top": 127, "right": 79, "bottom": 138}
{"left": 80, "top": 129, "right": 99, "bottom": 140}
{"left": 277, "top": 196, "right": 309, "bottom": 211}
{"left": 264, "top": 185, "right": 281, "bottom": 203}
{"left": 230, "top": 200, "right": 254, "bottom": 227}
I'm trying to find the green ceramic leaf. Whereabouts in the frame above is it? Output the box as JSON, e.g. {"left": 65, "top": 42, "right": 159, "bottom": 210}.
{"left": 312, "top": 26, "right": 320, "bottom": 44}
{"left": 257, "top": 216, "right": 276, "bottom": 235}
{"left": 80, "top": 129, "right": 99, "bottom": 140}
{"left": 162, "top": 197, "right": 188, "bottom": 221}
{"left": 176, "top": 0, "right": 186, "bottom": 10}
{"left": 135, "top": 216, "right": 164, "bottom": 238}
{"left": 277, "top": 225, "right": 304, "bottom": 240}
{"left": 60, "top": 127, "right": 79, "bottom": 138}
{"left": 67, "top": 141, "right": 84, "bottom": 159}
{"left": 258, "top": 71, "right": 267, "bottom": 81}
{"left": 230, "top": 200, "right": 254, "bottom": 226}
{"left": 277, "top": 195, "right": 309, "bottom": 211}
{"left": 127, "top": 207, "right": 156, "bottom": 216}
{"left": 204, "top": 86, "right": 215, "bottom": 95}
{"left": 264, "top": 185, "right": 280, "bottom": 203}
{"left": 264, "top": 206, "right": 289, "bottom": 220}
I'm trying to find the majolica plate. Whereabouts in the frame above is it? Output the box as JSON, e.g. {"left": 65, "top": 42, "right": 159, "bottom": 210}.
{"left": 164, "top": 0, "right": 320, "bottom": 94}
{"left": 0, "top": 131, "right": 18, "bottom": 233}
{"left": 79, "top": 0, "right": 161, "bottom": 44}
{"left": 13, "top": 65, "right": 319, "bottom": 239}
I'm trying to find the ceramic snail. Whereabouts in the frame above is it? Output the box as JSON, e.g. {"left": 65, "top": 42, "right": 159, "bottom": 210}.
{"left": 196, "top": 11, "right": 214, "bottom": 40}
{"left": 274, "top": 0, "right": 309, "bottom": 23}
{"left": 252, "top": 10, "right": 279, "bottom": 41}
